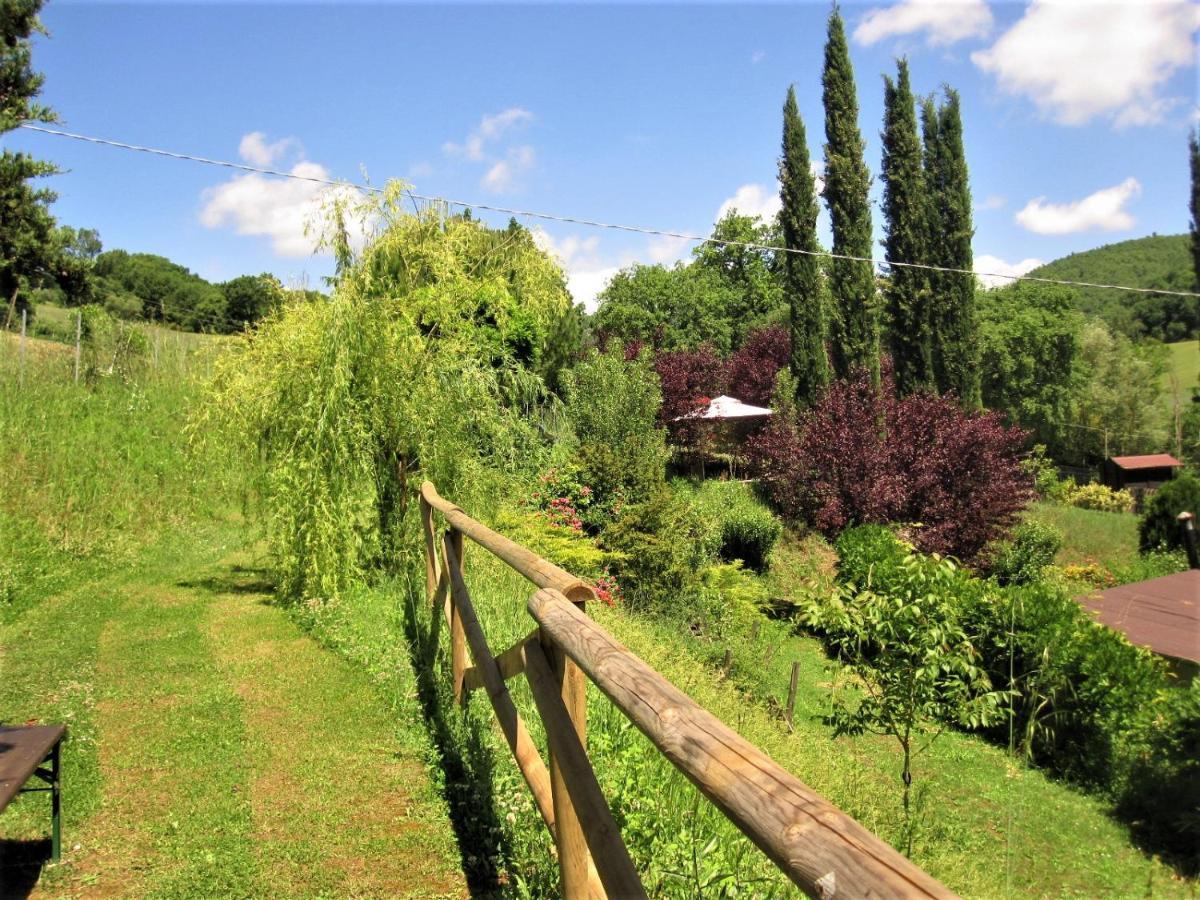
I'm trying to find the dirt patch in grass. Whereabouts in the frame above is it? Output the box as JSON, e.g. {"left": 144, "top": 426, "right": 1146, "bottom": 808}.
{"left": 204, "top": 592, "right": 466, "bottom": 898}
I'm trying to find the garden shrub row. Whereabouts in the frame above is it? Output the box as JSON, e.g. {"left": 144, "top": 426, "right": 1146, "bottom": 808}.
{"left": 823, "top": 525, "right": 1197, "bottom": 870}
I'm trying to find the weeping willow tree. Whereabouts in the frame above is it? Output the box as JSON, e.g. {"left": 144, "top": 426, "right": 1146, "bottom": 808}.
{"left": 198, "top": 184, "right": 575, "bottom": 602}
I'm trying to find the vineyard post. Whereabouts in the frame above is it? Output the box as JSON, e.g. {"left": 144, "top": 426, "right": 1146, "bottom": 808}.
{"left": 74, "top": 310, "right": 81, "bottom": 384}
{"left": 19, "top": 308, "right": 26, "bottom": 386}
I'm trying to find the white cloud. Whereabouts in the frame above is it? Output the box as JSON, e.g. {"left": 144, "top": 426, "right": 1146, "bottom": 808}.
{"left": 854, "top": 0, "right": 993, "bottom": 47}
{"left": 443, "top": 107, "right": 533, "bottom": 160}
{"left": 972, "top": 0, "right": 1200, "bottom": 127}
{"left": 976, "top": 194, "right": 1005, "bottom": 212}
{"left": 482, "top": 145, "right": 536, "bottom": 194}
{"left": 408, "top": 161, "right": 434, "bottom": 179}
{"left": 200, "top": 143, "right": 364, "bottom": 257}
{"left": 532, "top": 228, "right": 620, "bottom": 312}
{"left": 751, "top": 50, "right": 766, "bottom": 64}
{"left": 647, "top": 234, "right": 691, "bottom": 266}
{"left": 716, "top": 183, "right": 783, "bottom": 223}
{"left": 974, "top": 253, "right": 1044, "bottom": 288}
{"left": 238, "top": 131, "right": 300, "bottom": 167}
{"left": 1015, "top": 178, "right": 1141, "bottom": 235}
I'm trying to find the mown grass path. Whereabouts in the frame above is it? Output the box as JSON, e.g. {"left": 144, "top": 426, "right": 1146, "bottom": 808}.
{"left": 0, "top": 542, "right": 466, "bottom": 899}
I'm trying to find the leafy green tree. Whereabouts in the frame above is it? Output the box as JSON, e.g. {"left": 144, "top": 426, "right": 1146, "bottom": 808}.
{"left": 94, "top": 250, "right": 227, "bottom": 331}
{"left": 978, "top": 283, "right": 1083, "bottom": 459}
{"left": 690, "top": 211, "right": 784, "bottom": 347}
{"left": 1069, "top": 321, "right": 1167, "bottom": 460}
{"left": 200, "top": 187, "right": 571, "bottom": 601}
{"left": 779, "top": 85, "right": 828, "bottom": 406}
{"left": 1139, "top": 470, "right": 1200, "bottom": 552}
{"left": 822, "top": 6, "right": 879, "bottom": 383}
{"left": 562, "top": 344, "right": 668, "bottom": 518}
{"left": 1190, "top": 128, "right": 1200, "bottom": 291}
{"left": 923, "top": 90, "right": 980, "bottom": 405}
{"left": 0, "top": 0, "right": 60, "bottom": 329}
{"left": 592, "top": 262, "right": 739, "bottom": 355}
{"left": 221, "top": 273, "right": 280, "bottom": 330}
{"left": 807, "top": 546, "right": 1003, "bottom": 853}
{"left": 880, "top": 60, "right": 932, "bottom": 397}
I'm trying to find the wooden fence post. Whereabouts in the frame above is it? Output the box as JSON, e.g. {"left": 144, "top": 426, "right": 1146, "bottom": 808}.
{"left": 446, "top": 528, "right": 468, "bottom": 701}
{"left": 542, "top": 588, "right": 591, "bottom": 897}
{"left": 420, "top": 497, "right": 440, "bottom": 603}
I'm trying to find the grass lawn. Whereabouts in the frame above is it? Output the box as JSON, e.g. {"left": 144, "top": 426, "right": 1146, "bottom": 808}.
{"left": 1026, "top": 500, "right": 1141, "bottom": 570}
{"left": 0, "top": 527, "right": 466, "bottom": 898}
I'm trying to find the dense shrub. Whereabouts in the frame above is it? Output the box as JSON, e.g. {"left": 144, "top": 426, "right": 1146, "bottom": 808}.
{"left": 687, "top": 480, "right": 782, "bottom": 572}
{"left": 1063, "top": 481, "right": 1135, "bottom": 513}
{"left": 990, "top": 520, "right": 1063, "bottom": 585}
{"left": 724, "top": 325, "right": 790, "bottom": 407}
{"left": 564, "top": 345, "right": 669, "bottom": 522}
{"left": 828, "top": 526, "right": 1173, "bottom": 803}
{"left": 1117, "top": 681, "right": 1200, "bottom": 873}
{"left": 1139, "top": 470, "right": 1200, "bottom": 551}
{"left": 748, "top": 369, "right": 1032, "bottom": 563}
{"left": 599, "top": 489, "right": 716, "bottom": 617}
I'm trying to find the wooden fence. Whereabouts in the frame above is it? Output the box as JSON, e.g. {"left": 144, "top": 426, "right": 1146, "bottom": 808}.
{"left": 419, "top": 481, "right": 955, "bottom": 899}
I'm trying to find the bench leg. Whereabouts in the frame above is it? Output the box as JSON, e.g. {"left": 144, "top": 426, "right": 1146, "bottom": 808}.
{"left": 50, "top": 742, "right": 61, "bottom": 863}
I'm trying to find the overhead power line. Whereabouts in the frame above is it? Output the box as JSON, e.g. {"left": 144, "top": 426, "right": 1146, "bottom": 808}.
{"left": 18, "top": 123, "right": 1200, "bottom": 300}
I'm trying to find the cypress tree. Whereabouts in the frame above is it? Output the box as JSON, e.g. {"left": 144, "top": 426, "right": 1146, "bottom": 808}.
{"left": 1189, "top": 128, "right": 1199, "bottom": 291}
{"left": 779, "top": 85, "right": 828, "bottom": 407}
{"left": 821, "top": 4, "right": 879, "bottom": 384}
{"left": 880, "top": 59, "right": 932, "bottom": 396}
{"left": 923, "top": 89, "right": 980, "bottom": 406}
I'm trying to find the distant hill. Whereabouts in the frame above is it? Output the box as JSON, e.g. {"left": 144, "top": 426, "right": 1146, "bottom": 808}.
{"left": 1026, "top": 234, "right": 1196, "bottom": 342}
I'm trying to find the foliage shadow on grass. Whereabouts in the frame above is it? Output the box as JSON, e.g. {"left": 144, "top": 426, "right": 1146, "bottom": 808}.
{"left": 0, "top": 837, "right": 51, "bottom": 899}
{"left": 400, "top": 577, "right": 512, "bottom": 896}
{"left": 176, "top": 565, "right": 275, "bottom": 598}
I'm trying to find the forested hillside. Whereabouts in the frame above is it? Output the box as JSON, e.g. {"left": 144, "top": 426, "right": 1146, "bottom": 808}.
{"left": 1027, "top": 234, "right": 1196, "bottom": 341}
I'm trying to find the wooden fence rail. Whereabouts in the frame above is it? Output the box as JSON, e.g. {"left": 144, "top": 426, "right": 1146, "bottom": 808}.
{"left": 419, "top": 481, "right": 956, "bottom": 900}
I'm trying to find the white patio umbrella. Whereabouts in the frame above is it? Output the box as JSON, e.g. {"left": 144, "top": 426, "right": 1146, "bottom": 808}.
{"left": 673, "top": 395, "right": 773, "bottom": 421}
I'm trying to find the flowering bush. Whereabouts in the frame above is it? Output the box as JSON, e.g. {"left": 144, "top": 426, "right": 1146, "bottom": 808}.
{"left": 593, "top": 570, "right": 622, "bottom": 606}
{"left": 1063, "top": 481, "right": 1135, "bottom": 514}
{"left": 747, "top": 368, "right": 1032, "bottom": 564}
{"left": 528, "top": 466, "right": 594, "bottom": 532}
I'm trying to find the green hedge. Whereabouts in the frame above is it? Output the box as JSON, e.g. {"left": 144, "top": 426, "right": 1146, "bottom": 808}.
{"left": 686, "top": 480, "right": 783, "bottom": 572}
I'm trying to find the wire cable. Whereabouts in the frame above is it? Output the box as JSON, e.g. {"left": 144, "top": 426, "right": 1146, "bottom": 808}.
{"left": 19, "top": 123, "right": 1200, "bottom": 300}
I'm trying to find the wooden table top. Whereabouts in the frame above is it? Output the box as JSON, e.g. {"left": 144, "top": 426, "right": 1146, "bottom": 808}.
{"left": 0, "top": 725, "right": 67, "bottom": 812}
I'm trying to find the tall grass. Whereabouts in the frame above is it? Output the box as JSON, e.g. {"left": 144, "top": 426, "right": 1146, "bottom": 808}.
{"left": 0, "top": 342, "right": 240, "bottom": 614}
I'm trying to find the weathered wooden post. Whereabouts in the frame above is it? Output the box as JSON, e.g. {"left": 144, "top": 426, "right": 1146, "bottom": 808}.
{"left": 1178, "top": 511, "right": 1199, "bottom": 569}
{"left": 542, "top": 584, "right": 593, "bottom": 897}
{"left": 447, "top": 528, "right": 468, "bottom": 700}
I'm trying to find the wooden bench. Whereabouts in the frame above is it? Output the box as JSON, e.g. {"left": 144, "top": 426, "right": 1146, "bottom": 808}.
{"left": 0, "top": 725, "right": 66, "bottom": 862}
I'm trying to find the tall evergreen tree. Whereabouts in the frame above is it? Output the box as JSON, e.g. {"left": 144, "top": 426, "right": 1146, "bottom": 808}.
{"left": 1189, "top": 128, "right": 1199, "bottom": 291}
{"left": 923, "top": 89, "right": 980, "bottom": 406}
{"left": 880, "top": 59, "right": 931, "bottom": 397}
{"left": 779, "top": 85, "right": 828, "bottom": 407}
{"left": 821, "top": 4, "right": 879, "bottom": 384}
{"left": 1, "top": 0, "right": 62, "bottom": 329}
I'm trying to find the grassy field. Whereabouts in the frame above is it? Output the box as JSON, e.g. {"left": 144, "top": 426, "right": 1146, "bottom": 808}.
{"left": 0, "top": 356, "right": 466, "bottom": 897}
{"left": 3, "top": 343, "right": 1195, "bottom": 897}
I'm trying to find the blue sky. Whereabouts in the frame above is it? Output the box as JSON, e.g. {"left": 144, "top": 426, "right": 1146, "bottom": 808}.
{"left": 7, "top": 0, "right": 1199, "bottom": 310}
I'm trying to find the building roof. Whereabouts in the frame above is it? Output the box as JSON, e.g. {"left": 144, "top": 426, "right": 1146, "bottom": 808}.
{"left": 1109, "top": 453, "right": 1183, "bottom": 470}
{"left": 1079, "top": 569, "right": 1199, "bottom": 664}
